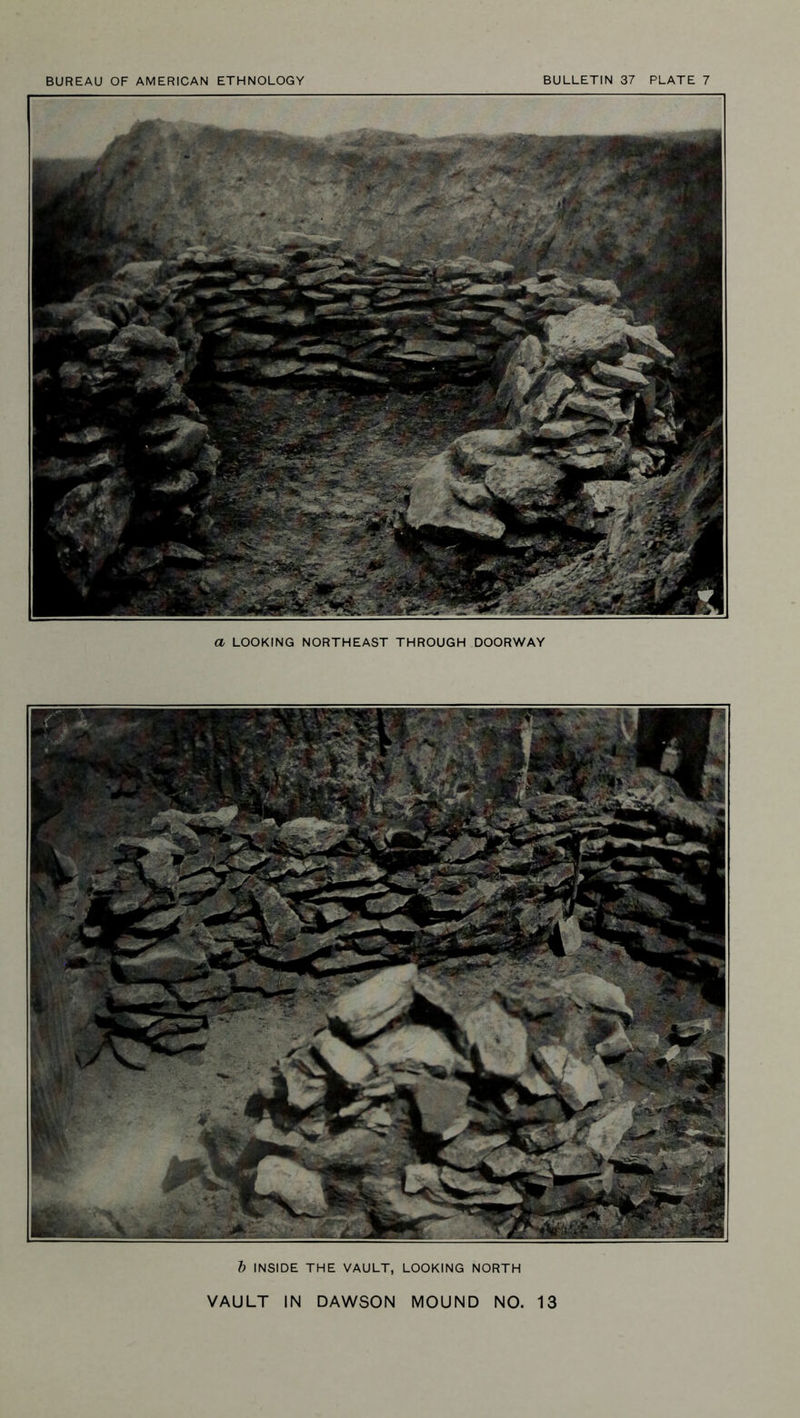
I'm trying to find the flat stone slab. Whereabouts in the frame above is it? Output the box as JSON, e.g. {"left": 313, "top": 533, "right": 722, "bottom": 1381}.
{"left": 169, "top": 971, "right": 232, "bottom": 1006}
{"left": 624, "top": 324, "right": 675, "bottom": 365}
{"left": 275, "top": 817, "right": 351, "bottom": 857}
{"left": 595, "top": 1020, "right": 633, "bottom": 1060}
{"left": 412, "top": 974, "right": 462, "bottom": 1034}
{"left": 107, "top": 982, "right": 176, "bottom": 1014}
{"left": 578, "top": 277, "right": 621, "bottom": 303}
{"left": 464, "top": 999, "right": 529, "bottom": 1079}
{"left": 117, "top": 934, "right": 209, "bottom": 984}
{"left": 402, "top": 338, "right": 477, "bottom": 359}
{"left": 110, "top": 1035, "right": 150, "bottom": 1070}
{"left": 364, "top": 891, "right": 413, "bottom": 918}
{"left": 412, "top": 1077, "right": 471, "bottom": 1141}
{"left": 250, "top": 883, "right": 302, "bottom": 945}
{"left": 313, "top": 1029, "right": 375, "bottom": 1086}
{"left": 116, "top": 834, "right": 186, "bottom": 860}
{"left": 523, "top": 369, "right": 576, "bottom": 425}
{"left": 451, "top": 427, "right": 527, "bottom": 471}
{"left": 481, "top": 1145, "right": 536, "bottom": 1180}
{"left": 126, "top": 906, "right": 186, "bottom": 937}
{"left": 547, "top": 1144, "right": 605, "bottom": 1180}
{"left": 362, "top": 1176, "right": 458, "bottom": 1227}
{"left": 229, "top": 962, "right": 298, "bottom": 995}
{"left": 534, "top": 1044, "right": 602, "bottom": 1112}
{"left": 279, "top": 1047, "right": 330, "bottom": 1112}
{"left": 592, "top": 359, "right": 650, "bottom": 390}
{"left": 438, "top": 1129, "right": 510, "bottom": 1170}
{"left": 186, "top": 804, "right": 239, "bottom": 831}
{"left": 365, "top": 1024, "right": 458, "bottom": 1076}
{"left": 585, "top": 1102, "right": 636, "bottom": 1159}
{"left": 327, "top": 963, "right": 417, "bottom": 1042}
{"left": 545, "top": 305, "right": 629, "bottom": 364}
{"left": 518, "top": 1117, "right": 578, "bottom": 1154}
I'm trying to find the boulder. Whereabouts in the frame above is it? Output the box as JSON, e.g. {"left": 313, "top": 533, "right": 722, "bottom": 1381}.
{"left": 405, "top": 452, "right": 506, "bottom": 543}
{"left": 484, "top": 457, "right": 567, "bottom": 523}
{"left": 253, "top": 1157, "right": 327, "bottom": 1216}
{"left": 47, "top": 470, "right": 135, "bottom": 598}
{"left": 544, "top": 305, "right": 629, "bottom": 364}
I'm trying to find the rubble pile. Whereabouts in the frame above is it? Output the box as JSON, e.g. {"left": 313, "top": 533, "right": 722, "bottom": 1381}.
{"left": 402, "top": 271, "right": 678, "bottom": 546}
{"left": 198, "top": 964, "right": 724, "bottom": 1238}
{"left": 65, "top": 790, "right": 723, "bottom": 1072}
{"left": 32, "top": 262, "right": 218, "bottom": 600}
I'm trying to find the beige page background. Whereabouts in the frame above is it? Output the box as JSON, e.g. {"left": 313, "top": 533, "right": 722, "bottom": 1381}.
{"left": 2, "top": 2, "right": 799, "bottom": 1414}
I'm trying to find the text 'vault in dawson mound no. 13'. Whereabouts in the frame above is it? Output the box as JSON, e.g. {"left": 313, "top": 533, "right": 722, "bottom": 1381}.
{"left": 30, "top": 104, "right": 723, "bottom": 617}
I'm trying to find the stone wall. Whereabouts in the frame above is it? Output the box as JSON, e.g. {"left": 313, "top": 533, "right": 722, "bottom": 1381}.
{"left": 32, "top": 265, "right": 216, "bottom": 603}
{"left": 166, "top": 233, "right": 522, "bottom": 390}
{"left": 32, "top": 232, "right": 679, "bottom": 604}
{"left": 401, "top": 274, "right": 679, "bottom": 548}
{"left": 62, "top": 789, "right": 724, "bottom": 1072}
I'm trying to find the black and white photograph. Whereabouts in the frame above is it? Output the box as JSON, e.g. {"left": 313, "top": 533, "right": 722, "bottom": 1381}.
{"left": 30, "top": 705, "right": 727, "bottom": 1241}
{"left": 31, "top": 94, "right": 724, "bottom": 619}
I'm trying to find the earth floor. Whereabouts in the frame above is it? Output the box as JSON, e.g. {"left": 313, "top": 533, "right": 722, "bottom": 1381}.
{"left": 101, "top": 384, "right": 595, "bottom": 618}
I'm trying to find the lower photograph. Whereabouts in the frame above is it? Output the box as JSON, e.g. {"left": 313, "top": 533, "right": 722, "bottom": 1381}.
{"left": 29, "top": 705, "right": 727, "bottom": 1241}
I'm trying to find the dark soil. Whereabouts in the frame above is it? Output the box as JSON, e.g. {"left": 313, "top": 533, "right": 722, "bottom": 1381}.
{"left": 99, "top": 384, "right": 595, "bottom": 618}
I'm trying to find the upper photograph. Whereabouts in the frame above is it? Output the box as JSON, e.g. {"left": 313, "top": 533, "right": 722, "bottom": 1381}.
{"left": 30, "top": 93, "right": 724, "bottom": 619}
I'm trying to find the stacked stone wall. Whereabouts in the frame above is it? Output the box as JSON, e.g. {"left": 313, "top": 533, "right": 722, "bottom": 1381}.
{"left": 61, "top": 790, "right": 724, "bottom": 1072}
{"left": 32, "top": 231, "right": 680, "bottom": 602}
{"left": 32, "top": 264, "right": 216, "bottom": 600}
